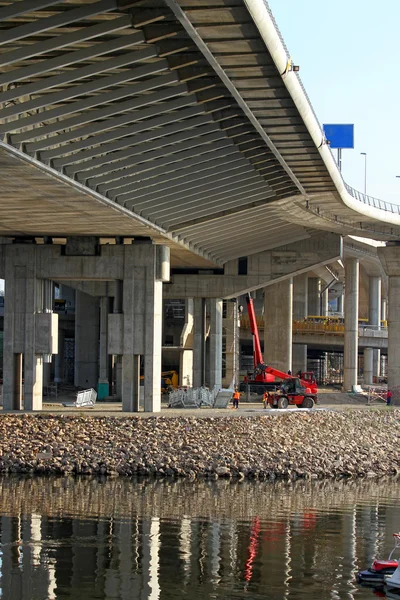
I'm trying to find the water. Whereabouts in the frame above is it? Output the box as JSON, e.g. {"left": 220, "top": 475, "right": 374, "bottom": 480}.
{"left": 0, "top": 476, "right": 399, "bottom": 599}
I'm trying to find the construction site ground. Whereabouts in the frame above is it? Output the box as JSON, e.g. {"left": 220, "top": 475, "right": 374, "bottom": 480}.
{"left": 0, "top": 386, "right": 388, "bottom": 417}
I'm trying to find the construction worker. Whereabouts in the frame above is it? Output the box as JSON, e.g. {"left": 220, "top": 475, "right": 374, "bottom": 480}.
{"left": 232, "top": 388, "right": 240, "bottom": 409}
{"left": 263, "top": 390, "right": 270, "bottom": 409}
{"left": 387, "top": 389, "right": 393, "bottom": 406}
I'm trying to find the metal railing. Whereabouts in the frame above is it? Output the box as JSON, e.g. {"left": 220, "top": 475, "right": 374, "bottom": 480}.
{"left": 345, "top": 183, "right": 400, "bottom": 215}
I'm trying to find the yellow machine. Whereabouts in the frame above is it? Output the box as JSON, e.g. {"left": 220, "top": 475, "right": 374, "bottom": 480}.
{"left": 140, "top": 370, "right": 179, "bottom": 393}
{"left": 161, "top": 370, "right": 179, "bottom": 393}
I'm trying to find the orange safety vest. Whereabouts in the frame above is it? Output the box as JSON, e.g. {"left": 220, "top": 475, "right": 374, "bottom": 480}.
{"left": 233, "top": 391, "right": 240, "bottom": 400}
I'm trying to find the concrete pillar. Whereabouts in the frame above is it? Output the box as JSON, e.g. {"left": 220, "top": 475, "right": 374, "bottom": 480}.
{"left": 381, "top": 297, "right": 387, "bottom": 323}
{"left": 98, "top": 297, "right": 110, "bottom": 399}
{"left": 74, "top": 291, "right": 99, "bottom": 389}
{"left": 54, "top": 328, "right": 65, "bottom": 382}
{"left": 179, "top": 298, "right": 193, "bottom": 387}
{"left": 292, "top": 274, "right": 308, "bottom": 374}
{"left": 377, "top": 245, "right": 400, "bottom": 403}
{"left": 207, "top": 299, "right": 222, "bottom": 389}
{"left": 321, "top": 288, "right": 329, "bottom": 316}
{"left": 369, "top": 277, "right": 382, "bottom": 328}
{"left": 369, "top": 276, "right": 382, "bottom": 380}
{"left": 264, "top": 279, "right": 293, "bottom": 373}
{"left": 337, "top": 293, "right": 344, "bottom": 314}
{"left": 193, "top": 298, "right": 206, "bottom": 387}
{"left": 117, "top": 241, "right": 168, "bottom": 412}
{"left": 307, "top": 277, "right": 320, "bottom": 316}
{"left": 3, "top": 247, "right": 46, "bottom": 410}
{"left": 344, "top": 257, "right": 359, "bottom": 391}
{"left": 364, "top": 347, "right": 373, "bottom": 385}
{"left": 223, "top": 300, "right": 239, "bottom": 388}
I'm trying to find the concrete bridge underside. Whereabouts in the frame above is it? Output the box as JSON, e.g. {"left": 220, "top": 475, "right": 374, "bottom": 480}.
{"left": 1, "top": 0, "right": 400, "bottom": 408}
{"left": 0, "top": 0, "right": 400, "bottom": 269}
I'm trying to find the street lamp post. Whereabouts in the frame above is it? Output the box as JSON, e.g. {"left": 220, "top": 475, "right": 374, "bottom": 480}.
{"left": 360, "top": 152, "right": 367, "bottom": 195}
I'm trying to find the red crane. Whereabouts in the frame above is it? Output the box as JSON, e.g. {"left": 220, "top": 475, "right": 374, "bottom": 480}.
{"left": 241, "top": 293, "right": 318, "bottom": 408}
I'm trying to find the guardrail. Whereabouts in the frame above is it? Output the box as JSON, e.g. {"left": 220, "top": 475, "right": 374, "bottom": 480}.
{"left": 345, "top": 183, "right": 400, "bottom": 215}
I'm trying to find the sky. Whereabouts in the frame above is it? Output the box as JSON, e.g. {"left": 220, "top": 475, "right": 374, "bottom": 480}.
{"left": 267, "top": 0, "right": 400, "bottom": 204}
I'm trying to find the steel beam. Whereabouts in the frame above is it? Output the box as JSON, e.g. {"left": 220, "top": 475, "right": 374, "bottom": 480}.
{"left": 137, "top": 171, "right": 263, "bottom": 213}
{"left": 0, "top": 0, "right": 63, "bottom": 21}
{"left": 180, "top": 216, "right": 286, "bottom": 245}
{"left": 118, "top": 153, "right": 249, "bottom": 203}
{"left": 60, "top": 115, "right": 215, "bottom": 171}
{"left": 40, "top": 103, "right": 204, "bottom": 160}
{"left": 11, "top": 74, "right": 181, "bottom": 141}
{"left": 149, "top": 182, "right": 270, "bottom": 222}
{"left": 99, "top": 143, "right": 238, "bottom": 195}
{"left": 0, "top": 48, "right": 158, "bottom": 119}
{"left": 125, "top": 163, "right": 255, "bottom": 205}
{"left": 163, "top": 0, "right": 307, "bottom": 197}
{"left": 75, "top": 122, "right": 221, "bottom": 180}
{"left": 190, "top": 220, "right": 292, "bottom": 248}
{"left": 84, "top": 129, "right": 227, "bottom": 185}
{"left": 0, "top": 31, "right": 144, "bottom": 87}
{"left": 5, "top": 63, "right": 174, "bottom": 134}
{"left": 24, "top": 86, "right": 192, "bottom": 152}
{"left": 0, "top": 0, "right": 117, "bottom": 47}
{"left": 164, "top": 189, "right": 273, "bottom": 229}
{"left": 96, "top": 136, "right": 233, "bottom": 192}
{"left": 0, "top": 14, "right": 133, "bottom": 69}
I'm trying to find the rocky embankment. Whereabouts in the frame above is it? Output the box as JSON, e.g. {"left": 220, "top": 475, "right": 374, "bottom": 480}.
{"left": 0, "top": 411, "right": 398, "bottom": 480}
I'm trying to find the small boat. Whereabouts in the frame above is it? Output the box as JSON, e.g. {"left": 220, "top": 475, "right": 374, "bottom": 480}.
{"left": 357, "top": 532, "right": 400, "bottom": 585}
{"left": 385, "top": 561, "right": 400, "bottom": 592}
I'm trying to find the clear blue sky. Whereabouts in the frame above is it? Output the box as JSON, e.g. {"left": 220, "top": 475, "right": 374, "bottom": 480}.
{"left": 267, "top": 0, "right": 400, "bottom": 204}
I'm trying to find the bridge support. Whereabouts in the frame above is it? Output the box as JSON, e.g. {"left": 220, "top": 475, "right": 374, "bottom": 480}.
{"left": 363, "top": 347, "right": 374, "bottom": 385}
{"left": 222, "top": 300, "right": 239, "bottom": 388}
{"left": 0, "top": 240, "right": 169, "bottom": 412}
{"left": 207, "top": 299, "right": 223, "bottom": 389}
{"left": 344, "top": 257, "right": 359, "bottom": 391}
{"left": 179, "top": 298, "right": 194, "bottom": 388}
{"left": 264, "top": 279, "right": 293, "bottom": 373}
{"left": 75, "top": 290, "right": 99, "bottom": 390}
{"left": 377, "top": 244, "right": 400, "bottom": 404}
{"left": 193, "top": 298, "right": 206, "bottom": 388}
{"left": 293, "top": 274, "right": 308, "bottom": 374}
{"left": 2, "top": 245, "right": 58, "bottom": 410}
{"left": 369, "top": 276, "right": 382, "bottom": 380}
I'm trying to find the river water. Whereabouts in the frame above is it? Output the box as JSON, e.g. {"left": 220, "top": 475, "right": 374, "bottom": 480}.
{"left": 0, "top": 476, "right": 399, "bottom": 599}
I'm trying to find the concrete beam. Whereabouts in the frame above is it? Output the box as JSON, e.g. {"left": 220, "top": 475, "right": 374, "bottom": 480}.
{"left": 164, "top": 233, "right": 342, "bottom": 299}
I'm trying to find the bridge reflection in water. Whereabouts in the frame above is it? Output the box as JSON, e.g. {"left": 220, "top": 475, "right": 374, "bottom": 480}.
{"left": 0, "top": 477, "right": 398, "bottom": 599}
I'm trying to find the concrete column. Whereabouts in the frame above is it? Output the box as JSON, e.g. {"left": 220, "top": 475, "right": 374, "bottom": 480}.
{"left": 118, "top": 241, "right": 168, "bottom": 412}
{"left": 363, "top": 347, "right": 374, "bottom": 385}
{"left": 369, "top": 276, "right": 382, "bottom": 381}
{"left": 292, "top": 274, "right": 308, "bottom": 374}
{"left": 179, "top": 298, "right": 193, "bottom": 387}
{"left": 223, "top": 300, "right": 239, "bottom": 388}
{"left": 264, "top": 279, "right": 293, "bottom": 372}
{"left": 54, "top": 328, "right": 65, "bottom": 382}
{"left": 377, "top": 245, "right": 400, "bottom": 403}
{"left": 381, "top": 297, "right": 387, "bottom": 323}
{"left": 307, "top": 277, "right": 320, "bottom": 316}
{"left": 207, "top": 299, "right": 222, "bottom": 389}
{"left": 74, "top": 291, "right": 99, "bottom": 389}
{"left": 3, "top": 247, "right": 46, "bottom": 410}
{"left": 321, "top": 288, "right": 329, "bottom": 316}
{"left": 193, "top": 298, "right": 206, "bottom": 387}
{"left": 98, "top": 297, "right": 110, "bottom": 399}
{"left": 344, "top": 257, "right": 359, "bottom": 391}
{"left": 337, "top": 293, "right": 344, "bottom": 314}
{"left": 369, "top": 277, "right": 382, "bottom": 328}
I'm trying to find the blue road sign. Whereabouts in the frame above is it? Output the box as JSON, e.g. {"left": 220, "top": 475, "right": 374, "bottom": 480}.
{"left": 323, "top": 124, "right": 354, "bottom": 149}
